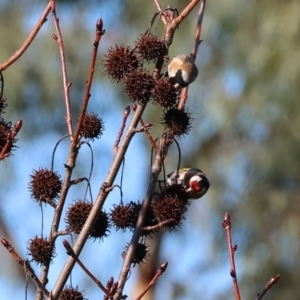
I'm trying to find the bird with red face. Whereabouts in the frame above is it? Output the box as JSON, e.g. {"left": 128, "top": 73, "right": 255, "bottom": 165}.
{"left": 166, "top": 168, "right": 210, "bottom": 200}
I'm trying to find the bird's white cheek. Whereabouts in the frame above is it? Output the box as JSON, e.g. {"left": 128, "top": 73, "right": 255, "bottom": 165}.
{"left": 181, "top": 70, "right": 189, "bottom": 83}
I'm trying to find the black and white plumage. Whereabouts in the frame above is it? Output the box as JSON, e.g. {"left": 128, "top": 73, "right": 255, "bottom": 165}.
{"left": 166, "top": 168, "right": 210, "bottom": 200}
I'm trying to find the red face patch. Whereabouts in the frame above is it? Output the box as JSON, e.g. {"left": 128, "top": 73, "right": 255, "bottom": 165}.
{"left": 190, "top": 180, "right": 201, "bottom": 192}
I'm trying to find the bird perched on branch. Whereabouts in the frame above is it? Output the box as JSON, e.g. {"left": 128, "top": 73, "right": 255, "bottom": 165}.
{"left": 166, "top": 168, "right": 209, "bottom": 200}
{"left": 167, "top": 54, "right": 198, "bottom": 89}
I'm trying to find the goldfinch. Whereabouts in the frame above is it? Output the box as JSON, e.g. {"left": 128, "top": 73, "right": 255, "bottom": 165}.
{"left": 167, "top": 55, "right": 198, "bottom": 89}
{"left": 166, "top": 168, "right": 209, "bottom": 200}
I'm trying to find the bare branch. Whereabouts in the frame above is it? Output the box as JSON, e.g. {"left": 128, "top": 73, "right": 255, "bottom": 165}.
{"left": 143, "top": 219, "right": 175, "bottom": 232}
{"left": 153, "top": 0, "right": 167, "bottom": 24}
{"left": 178, "top": 0, "right": 206, "bottom": 110}
{"left": 0, "top": 2, "right": 51, "bottom": 71}
{"left": 72, "top": 18, "right": 105, "bottom": 145}
{"left": 174, "top": 0, "right": 200, "bottom": 25}
{"left": 255, "top": 274, "right": 281, "bottom": 300}
{"left": 114, "top": 106, "right": 131, "bottom": 154}
{"left": 62, "top": 240, "right": 110, "bottom": 296}
{"left": 51, "top": 103, "right": 148, "bottom": 299}
{"left": 114, "top": 133, "right": 174, "bottom": 300}
{"left": 222, "top": 212, "right": 242, "bottom": 300}
{"left": 132, "top": 103, "right": 158, "bottom": 151}
{"left": 1, "top": 238, "right": 50, "bottom": 298}
{"left": 51, "top": 0, "right": 74, "bottom": 138}
{"left": 135, "top": 262, "right": 168, "bottom": 300}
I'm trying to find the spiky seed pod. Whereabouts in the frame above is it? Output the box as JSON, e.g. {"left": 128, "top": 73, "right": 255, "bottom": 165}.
{"left": 129, "top": 201, "right": 157, "bottom": 237}
{"left": 159, "top": 183, "right": 190, "bottom": 204}
{"left": 152, "top": 193, "right": 189, "bottom": 231}
{"left": 103, "top": 45, "right": 139, "bottom": 83}
{"left": 59, "top": 285, "right": 86, "bottom": 300}
{"left": 29, "top": 168, "right": 62, "bottom": 206}
{"left": 66, "top": 201, "right": 110, "bottom": 241}
{"left": 152, "top": 78, "right": 178, "bottom": 109}
{"left": 110, "top": 203, "right": 135, "bottom": 231}
{"left": 27, "top": 236, "right": 56, "bottom": 266}
{"left": 122, "top": 242, "right": 150, "bottom": 266}
{"left": 135, "top": 34, "right": 167, "bottom": 62}
{"left": 161, "top": 107, "right": 193, "bottom": 138}
{"left": 90, "top": 210, "right": 111, "bottom": 241}
{"left": 80, "top": 112, "right": 105, "bottom": 141}
{"left": 65, "top": 201, "right": 91, "bottom": 234}
{"left": 0, "top": 95, "right": 7, "bottom": 115}
{"left": 0, "top": 119, "right": 16, "bottom": 155}
{"left": 123, "top": 70, "right": 155, "bottom": 104}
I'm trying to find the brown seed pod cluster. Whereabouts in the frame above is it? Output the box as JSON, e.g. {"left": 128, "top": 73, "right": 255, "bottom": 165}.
{"left": 152, "top": 78, "right": 178, "bottom": 109}
{"left": 59, "top": 285, "right": 86, "bottom": 300}
{"left": 104, "top": 45, "right": 139, "bottom": 83}
{"left": 135, "top": 34, "right": 167, "bottom": 62}
{"left": 0, "top": 119, "right": 15, "bottom": 155}
{"left": 29, "top": 168, "right": 62, "bottom": 206}
{"left": 110, "top": 201, "right": 157, "bottom": 237}
{"left": 103, "top": 34, "right": 182, "bottom": 109}
{"left": 80, "top": 112, "right": 105, "bottom": 141}
{"left": 122, "top": 242, "right": 150, "bottom": 266}
{"left": 90, "top": 210, "right": 111, "bottom": 241}
{"left": 161, "top": 107, "right": 193, "bottom": 138}
{"left": 110, "top": 202, "right": 136, "bottom": 232}
{"left": 0, "top": 72, "right": 20, "bottom": 158}
{"left": 123, "top": 70, "right": 155, "bottom": 104}
{"left": 65, "top": 200, "right": 110, "bottom": 241}
{"left": 151, "top": 190, "right": 190, "bottom": 232}
{"left": 27, "top": 236, "right": 56, "bottom": 266}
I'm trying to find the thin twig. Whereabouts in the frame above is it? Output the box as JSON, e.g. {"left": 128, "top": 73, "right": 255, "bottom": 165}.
{"left": 153, "top": 0, "right": 167, "bottom": 24}
{"left": 178, "top": 0, "right": 206, "bottom": 110}
{"left": 114, "top": 106, "right": 131, "bottom": 154}
{"left": 103, "top": 277, "right": 114, "bottom": 300}
{"left": 63, "top": 240, "right": 110, "bottom": 296}
{"left": 132, "top": 123, "right": 153, "bottom": 133}
{"left": 255, "top": 274, "right": 280, "bottom": 300}
{"left": 51, "top": 0, "right": 73, "bottom": 138}
{"left": 114, "top": 133, "right": 174, "bottom": 300}
{"left": 143, "top": 219, "right": 175, "bottom": 232}
{"left": 222, "top": 212, "right": 241, "bottom": 300}
{"left": 174, "top": 0, "right": 200, "bottom": 25}
{"left": 153, "top": 0, "right": 162, "bottom": 13}
{"left": 80, "top": 141, "right": 94, "bottom": 200}
{"left": 1, "top": 238, "right": 50, "bottom": 297}
{"left": 0, "top": 2, "right": 52, "bottom": 71}
{"left": 51, "top": 134, "right": 71, "bottom": 170}
{"left": 72, "top": 19, "right": 105, "bottom": 145}
{"left": 70, "top": 177, "right": 88, "bottom": 185}
{"left": 132, "top": 103, "right": 158, "bottom": 151}
{"left": 55, "top": 230, "right": 70, "bottom": 237}
{"left": 135, "top": 262, "right": 168, "bottom": 300}
{"left": 163, "top": 0, "right": 200, "bottom": 47}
